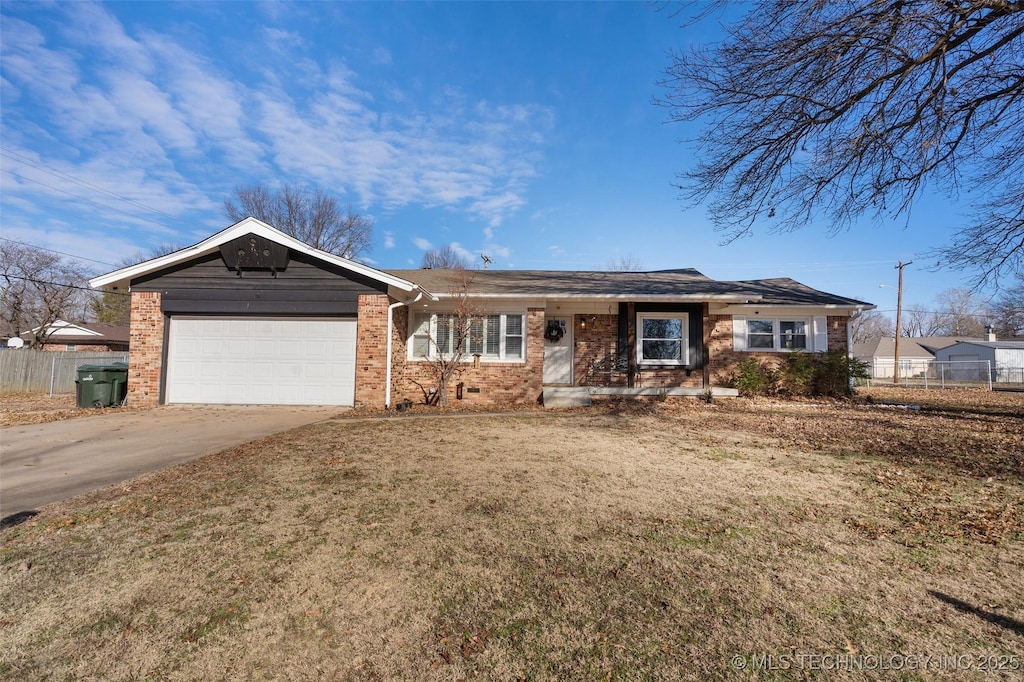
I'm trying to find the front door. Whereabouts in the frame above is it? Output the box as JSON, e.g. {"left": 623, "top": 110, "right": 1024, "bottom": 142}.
{"left": 543, "top": 317, "right": 573, "bottom": 384}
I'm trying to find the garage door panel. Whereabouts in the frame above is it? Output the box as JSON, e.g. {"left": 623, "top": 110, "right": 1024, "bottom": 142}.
{"left": 167, "top": 317, "right": 356, "bottom": 406}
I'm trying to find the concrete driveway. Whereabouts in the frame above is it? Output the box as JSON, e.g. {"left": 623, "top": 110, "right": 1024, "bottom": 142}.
{"left": 1, "top": 405, "right": 340, "bottom": 518}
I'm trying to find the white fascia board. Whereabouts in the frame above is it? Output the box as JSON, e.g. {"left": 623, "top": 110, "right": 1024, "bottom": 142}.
{"left": 430, "top": 293, "right": 757, "bottom": 302}
{"left": 716, "top": 302, "right": 875, "bottom": 313}
{"left": 89, "top": 217, "right": 420, "bottom": 293}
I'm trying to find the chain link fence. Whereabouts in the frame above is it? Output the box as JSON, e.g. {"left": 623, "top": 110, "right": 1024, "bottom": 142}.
{"left": 860, "top": 360, "right": 1000, "bottom": 390}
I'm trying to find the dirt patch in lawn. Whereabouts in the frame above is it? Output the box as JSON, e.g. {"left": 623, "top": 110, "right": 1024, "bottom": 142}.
{"left": 1, "top": 390, "right": 1022, "bottom": 680}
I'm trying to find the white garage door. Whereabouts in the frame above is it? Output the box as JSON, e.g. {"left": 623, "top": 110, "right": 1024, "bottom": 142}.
{"left": 166, "top": 317, "right": 357, "bottom": 405}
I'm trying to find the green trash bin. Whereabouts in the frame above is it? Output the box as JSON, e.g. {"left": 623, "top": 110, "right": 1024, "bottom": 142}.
{"left": 76, "top": 363, "right": 129, "bottom": 408}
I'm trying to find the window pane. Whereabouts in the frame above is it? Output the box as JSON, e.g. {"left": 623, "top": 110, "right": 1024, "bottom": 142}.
{"left": 412, "top": 336, "right": 430, "bottom": 357}
{"left": 412, "top": 313, "right": 430, "bottom": 335}
{"left": 505, "top": 314, "right": 522, "bottom": 336}
{"left": 486, "top": 315, "right": 500, "bottom": 356}
{"left": 747, "top": 319, "right": 774, "bottom": 349}
{"left": 747, "top": 319, "right": 773, "bottom": 334}
{"left": 643, "top": 318, "right": 682, "bottom": 339}
{"left": 436, "top": 315, "right": 451, "bottom": 354}
{"left": 505, "top": 336, "right": 523, "bottom": 359}
{"left": 780, "top": 321, "right": 807, "bottom": 349}
{"left": 468, "top": 318, "right": 483, "bottom": 355}
{"left": 643, "top": 340, "right": 681, "bottom": 360}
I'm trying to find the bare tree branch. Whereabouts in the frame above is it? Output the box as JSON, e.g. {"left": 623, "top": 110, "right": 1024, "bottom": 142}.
{"left": 224, "top": 183, "right": 373, "bottom": 259}
{"left": 1, "top": 242, "right": 92, "bottom": 347}
{"left": 659, "top": 0, "right": 1024, "bottom": 288}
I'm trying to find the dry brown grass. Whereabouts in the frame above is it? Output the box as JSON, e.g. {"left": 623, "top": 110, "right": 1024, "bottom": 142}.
{"left": 1, "top": 389, "right": 1022, "bottom": 680}
{"left": 0, "top": 393, "right": 153, "bottom": 427}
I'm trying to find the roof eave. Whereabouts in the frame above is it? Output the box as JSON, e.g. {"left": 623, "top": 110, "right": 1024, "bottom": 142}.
{"left": 430, "top": 293, "right": 762, "bottom": 302}
{"left": 88, "top": 217, "right": 419, "bottom": 293}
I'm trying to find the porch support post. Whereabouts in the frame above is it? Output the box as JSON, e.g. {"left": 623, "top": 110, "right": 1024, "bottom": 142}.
{"left": 627, "top": 302, "right": 636, "bottom": 388}
{"left": 702, "top": 302, "right": 711, "bottom": 389}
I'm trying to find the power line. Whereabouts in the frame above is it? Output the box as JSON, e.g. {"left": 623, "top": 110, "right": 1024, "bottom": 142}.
{"left": 0, "top": 167, "right": 178, "bottom": 233}
{"left": 0, "top": 146, "right": 180, "bottom": 221}
{"left": 0, "top": 237, "right": 116, "bottom": 267}
{"left": 0, "top": 274, "right": 127, "bottom": 295}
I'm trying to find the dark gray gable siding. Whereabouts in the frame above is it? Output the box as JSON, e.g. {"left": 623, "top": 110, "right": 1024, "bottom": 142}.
{"left": 131, "top": 247, "right": 389, "bottom": 316}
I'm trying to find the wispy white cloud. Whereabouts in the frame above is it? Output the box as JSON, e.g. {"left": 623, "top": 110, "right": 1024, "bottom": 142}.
{"left": 383, "top": 231, "right": 395, "bottom": 248}
{"left": 0, "top": 2, "right": 553, "bottom": 255}
{"left": 413, "top": 237, "right": 434, "bottom": 251}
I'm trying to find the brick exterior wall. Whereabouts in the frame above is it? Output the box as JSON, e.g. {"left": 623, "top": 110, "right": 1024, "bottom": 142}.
{"left": 386, "top": 306, "right": 546, "bottom": 407}
{"left": 706, "top": 313, "right": 852, "bottom": 386}
{"left": 573, "top": 314, "right": 622, "bottom": 386}
{"left": 573, "top": 313, "right": 703, "bottom": 389}
{"left": 127, "top": 291, "right": 164, "bottom": 406}
{"left": 354, "top": 294, "right": 391, "bottom": 408}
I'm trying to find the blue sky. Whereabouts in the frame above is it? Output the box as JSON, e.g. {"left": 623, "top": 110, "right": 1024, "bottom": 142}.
{"left": 1, "top": 1, "right": 975, "bottom": 318}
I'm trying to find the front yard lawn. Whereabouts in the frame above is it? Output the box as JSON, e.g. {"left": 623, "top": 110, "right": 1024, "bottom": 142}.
{"left": 1, "top": 389, "right": 1021, "bottom": 680}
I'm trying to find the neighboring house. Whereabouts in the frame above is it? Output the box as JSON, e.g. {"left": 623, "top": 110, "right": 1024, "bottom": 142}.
{"left": 852, "top": 336, "right": 982, "bottom": 378}
{"left": 933, "top": 340, "right": 1024, "bottom": 383}
{"left": 89, "top": 218, "right": 873, "bottom": 408}
{"left": 21, "top": 320, "right": 130, "bottom": 352}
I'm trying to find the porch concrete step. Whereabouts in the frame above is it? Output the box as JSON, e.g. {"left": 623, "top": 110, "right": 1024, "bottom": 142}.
{"left": 543, "top": 386, "right": 592, "bottom": 409}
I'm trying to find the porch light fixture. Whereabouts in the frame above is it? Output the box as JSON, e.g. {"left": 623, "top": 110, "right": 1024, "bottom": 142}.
{"left": 580, "top": 317, "right": 587, "bottom": 330}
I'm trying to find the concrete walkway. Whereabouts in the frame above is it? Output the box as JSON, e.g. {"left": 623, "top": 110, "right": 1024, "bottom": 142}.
{"left": 0, "top": 405, "right": 340, "bottom": 518}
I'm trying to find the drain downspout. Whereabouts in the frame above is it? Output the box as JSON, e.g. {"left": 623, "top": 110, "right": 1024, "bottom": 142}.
{"left": 385, "top": 292, "right": 423, "bottom": 409}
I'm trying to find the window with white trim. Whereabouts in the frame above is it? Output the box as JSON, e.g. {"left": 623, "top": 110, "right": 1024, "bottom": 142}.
{"left": 636, "top": 313, "right": 689, "bottom": 365}
{"left": 747, "top": 318, "right": 809, "bottom": 350}
{"left": 410, "top": 312, "right": 525, "bottom": 361}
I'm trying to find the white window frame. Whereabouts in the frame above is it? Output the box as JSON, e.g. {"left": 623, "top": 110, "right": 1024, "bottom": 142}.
{"left": 733, "top": 315, "right": 827, "bottom": 352}
{"left": 409, "top": 311, "right": 526, "bottom": 363}
{"left": 636, "top": 313, "right": 689, "bottom": 366}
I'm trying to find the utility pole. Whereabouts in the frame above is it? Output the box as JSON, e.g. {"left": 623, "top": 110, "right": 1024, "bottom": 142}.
{"left": 893, "top": 260, "right": 912, "bottom": 386}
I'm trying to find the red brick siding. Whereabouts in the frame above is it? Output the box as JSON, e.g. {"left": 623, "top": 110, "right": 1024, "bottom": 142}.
{"left": 706, "top": 314, "right": 852, "bottom": 386}
{"left": 388, "top": 307, "right": 546, "bottom": 407}
{"left": 127, "top": 291, "right": 164, "bottom": 406}
{"left": 573, "top": 313, "right": 703, "bottom": 389}
{"left": 573, "top": 314, "right": 622, "bottom": 386}
{"left": 354, "top": 294, "right": 392, "bottom": 408}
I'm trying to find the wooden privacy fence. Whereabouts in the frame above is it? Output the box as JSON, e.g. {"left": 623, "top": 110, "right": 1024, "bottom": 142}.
{"left": 0, "top": 350, "right": 130, "bottom": 395}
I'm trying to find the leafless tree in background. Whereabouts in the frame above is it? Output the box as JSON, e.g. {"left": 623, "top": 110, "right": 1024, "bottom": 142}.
{"left": 225, "top": 183, "right": 373, "bottom": 259}
{"left": 989, "top": 281, "right": 1024, "bottom": 338}
{"left": 660, "top": 1, "right": 1024, "bottom": 288}
{"left": 89, "top": 243, "right": 190, "bottom": 326}
{"left": 0, "top": 240, "right": 91, "bottom": 347}
{"left": 605, "top": 253, "right": 644, "bottom": 272}
{"left": 421, "top": 244, "right": 472, "bottom": 269}
{"left": 850, "top": 310, "right": 894, "bottom": 344}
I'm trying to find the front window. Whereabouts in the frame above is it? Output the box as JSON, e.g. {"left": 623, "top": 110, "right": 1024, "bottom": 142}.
{"left": 411, "top": 312, "right": 525, "bottom": 361}
{"left": 637, "top": 314, "right": 688, "bottom": 365}
{"left": 746, "top": 319, "right": 809, "bottom": 351}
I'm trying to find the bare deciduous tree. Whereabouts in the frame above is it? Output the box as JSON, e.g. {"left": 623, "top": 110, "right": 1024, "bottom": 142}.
{"left": 989, "top": 281, "right": 1024, "bottom": 338}
{"left": 660, "top": 1, "right": 1024, "bottom": 287}
{"left": 422, "top": 244, "right": 472, "bottom": 269}
{"left": 410, "top": 270, "right": 485, "bottom": 407}
{"left": 1, "top": 240, "right": 91, "bottom": 347}
{"left": 931, "top": 288, "right": 990, "bottom": 336}
{"left": 605, "top": 253, "right": 644, "bottom": 272}
{"left": 89, "top": 243, "right": 189, "bottom": 325}
{"left": 850, "top": 310, "right": 894, "bottom": 344}
{"left": 224, "top": 183, "right": 373, "bottom": 259}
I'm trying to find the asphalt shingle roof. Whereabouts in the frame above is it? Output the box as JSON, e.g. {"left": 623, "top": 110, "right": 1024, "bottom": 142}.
{"left": 385, "top": 269, "right": 872, "bottom": 307}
